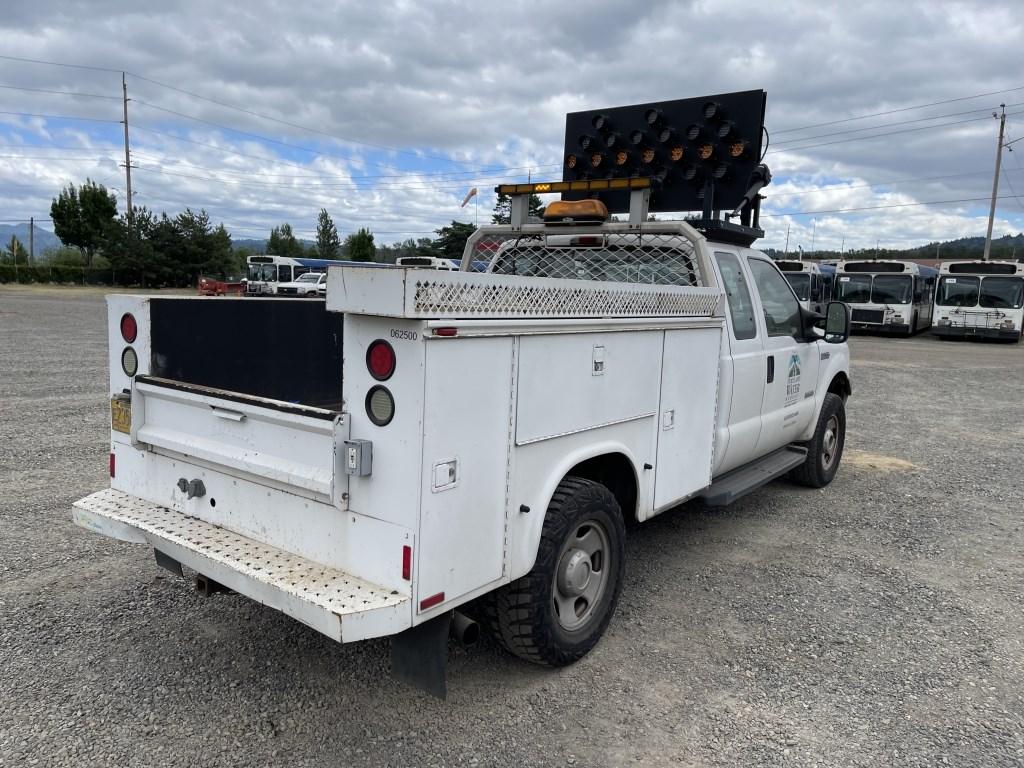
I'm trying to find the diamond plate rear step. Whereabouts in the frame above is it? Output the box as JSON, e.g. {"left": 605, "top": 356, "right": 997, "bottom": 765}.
{"left": 73, "top": 488, "right": 411, "bottom": 643}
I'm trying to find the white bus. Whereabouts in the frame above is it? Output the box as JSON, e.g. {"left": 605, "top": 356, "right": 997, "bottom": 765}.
{"left": 246, "top": 254, "right": 387, "bottom": 295}
{"left": 775, "top": 260, "right": 834, "bottom": 314}
{"left": 932, "top": 261, "right": 1024, "bottom": 342}
{"left": 835, "top": 260, "right": 937, "bottom": 336}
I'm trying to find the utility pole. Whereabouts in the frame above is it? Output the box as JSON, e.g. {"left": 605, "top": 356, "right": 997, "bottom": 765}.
{"left": 784, "top": 223, "right": 790, "bottom": 255}
{"left": 810, "top": 218, "right": 816, "bottom": 257}
{"left": 29, "top": 216, "right": 34, "bottom": 263}
{"left": 982, "top": 104, "right": 1006, "bottom": 262}
{"left": 121, "top": 72, "right": 133, "bottom": 224}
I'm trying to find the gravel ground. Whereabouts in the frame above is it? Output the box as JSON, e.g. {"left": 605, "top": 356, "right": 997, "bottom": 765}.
{"left": 1, "top": 286, "right": 1022, "bottom": 767}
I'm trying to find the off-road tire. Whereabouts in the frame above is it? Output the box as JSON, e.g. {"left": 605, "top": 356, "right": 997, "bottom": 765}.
{"left": 790, "top": 393, "right": 846, "bottom": 488}
{"left": 482, "top": 476, "right": 625, "bottom": 667}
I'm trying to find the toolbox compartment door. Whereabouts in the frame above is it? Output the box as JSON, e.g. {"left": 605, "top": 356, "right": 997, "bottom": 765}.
{"left": 132, "top": 376, "right": 346, "bottom": 504}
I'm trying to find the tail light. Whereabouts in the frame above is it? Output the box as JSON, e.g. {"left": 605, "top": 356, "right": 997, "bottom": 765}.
{"left": 366, "top": 339, "right": 396, "bottom": 381}
{"left": 109, "top": 452, "right": 115, "bottom": 478}
{"left": 120, "top": 313, "right": 137, "bottom": 343}
{"left": 402, "top": 546, "right": 412, "bottom": 580}
{"left": 121, "top": 346, "right": 138, "bottom": 377}
{"left": 365, "top": 386, "right": 395, "bottom": 426}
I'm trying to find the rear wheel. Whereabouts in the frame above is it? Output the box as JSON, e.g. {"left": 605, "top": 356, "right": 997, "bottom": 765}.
{"left": 790, "top": 393, "right": 846, "bottom": 488}
{"left": 483, "top": 476, "right": 625, "bottom": 666}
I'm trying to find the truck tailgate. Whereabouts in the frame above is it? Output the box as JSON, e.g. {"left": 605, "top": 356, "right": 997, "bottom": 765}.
{"left": 132, "top": 375, "right": 346, "bottom": 503}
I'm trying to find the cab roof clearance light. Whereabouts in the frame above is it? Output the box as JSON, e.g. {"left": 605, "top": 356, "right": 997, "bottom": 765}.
{"left": 560, "top": 90, "right": 767, "bottom": 214}
{"left": 496, "top": 177, "right": 652, "bottom": 196}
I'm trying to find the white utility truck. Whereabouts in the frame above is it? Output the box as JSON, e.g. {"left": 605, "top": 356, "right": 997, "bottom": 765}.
{"left": 73, "top": 94, "right": 853, "bottom": 696}
{"left": 932, "top": 260, "right": 1024, "bottom": 342}
{"left": 73, "top": 181, "right": 852, "bottom": 695}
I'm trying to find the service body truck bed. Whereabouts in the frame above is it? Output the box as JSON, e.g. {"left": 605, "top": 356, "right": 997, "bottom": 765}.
{"left": 75, "top": 188, "right": 852, "bottom": 695}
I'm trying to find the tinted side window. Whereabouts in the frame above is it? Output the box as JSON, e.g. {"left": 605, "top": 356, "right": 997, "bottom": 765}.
{"left": 715, "top": 252, "right": 757, "bottom": 340}
{"left": 748, "top": 258, "right": 802, "bottom": 338}
{"left": 278, "top": 265, "right": 292, "bottom": 282}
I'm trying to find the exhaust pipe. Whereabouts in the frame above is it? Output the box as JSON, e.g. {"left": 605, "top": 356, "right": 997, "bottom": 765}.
{"left": 450, "top": 611, "right": 480, "bottom": 647}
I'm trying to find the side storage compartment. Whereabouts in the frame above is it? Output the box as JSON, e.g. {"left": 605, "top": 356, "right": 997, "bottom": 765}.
{"left": 652, "top": 326, "right": 722, "bottom": 510}
{"left": 415, "top": 336, "right": 515, "bottom": 613}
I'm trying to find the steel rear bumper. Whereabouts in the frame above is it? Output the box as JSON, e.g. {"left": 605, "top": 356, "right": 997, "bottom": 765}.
{"left": 73, "top": 488, "right": 411, "bottom": 643}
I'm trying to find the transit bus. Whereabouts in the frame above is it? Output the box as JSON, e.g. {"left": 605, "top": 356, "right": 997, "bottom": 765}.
{"left": 775, "top": 260, "right": 834, "bottom": 314}
{"left": 246, "top": 254, "right": 387, "bottom": 295}
{"left": 835, "top": 260, "right": 938, "bottom": 336}
{"left": 932, "top": 260, "right": 1024, "bottom": 342}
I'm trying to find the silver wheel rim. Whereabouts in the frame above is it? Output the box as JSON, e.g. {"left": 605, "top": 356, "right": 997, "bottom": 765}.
{"left": 822, "top": 415, "right": 840, "bottom": 470}
{"left": 552, "top": 520, "right": 611, "bottom": 632}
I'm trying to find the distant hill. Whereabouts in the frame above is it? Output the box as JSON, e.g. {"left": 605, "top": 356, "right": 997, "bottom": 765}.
{"left": 0, "top": 223, "right": 61, "bottom": 256}
{"left": 763, "top": 232, "right": 1024, "bottom": 262}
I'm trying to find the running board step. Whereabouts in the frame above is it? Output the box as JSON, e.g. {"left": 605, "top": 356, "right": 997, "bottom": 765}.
{"left": 700, "top": 446, "right": 808, "bottom": 507}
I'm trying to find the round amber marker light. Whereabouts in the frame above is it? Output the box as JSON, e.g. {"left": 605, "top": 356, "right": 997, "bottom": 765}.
{"left": 698, "top": 144, "right": 714, "bottom": 160}
{"left": 566, "top": 154, "right": 577, "bottom": 168}
{"left": 641, "top": 148, "right": 655, "bottom": 163}
{"left": 670, "top": 146, "right": 684, "bottom": 161}
{"left": 590, "top": 153, "right": 603, "bottom": 167}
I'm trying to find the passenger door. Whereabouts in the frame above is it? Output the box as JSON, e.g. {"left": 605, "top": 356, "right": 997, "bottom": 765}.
{"left": 746, "top": 256, "right": 819, "bottom": 456}
{"left": 712, "top": 251, "right": 766, "bottom": 476}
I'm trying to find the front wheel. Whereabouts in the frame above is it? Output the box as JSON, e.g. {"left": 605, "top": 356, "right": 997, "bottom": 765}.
{"left": 484, "top": 476, "right": 625, "bottom": 667}
{"left": 790, "top": 393, "right": 846, "bottom": 488}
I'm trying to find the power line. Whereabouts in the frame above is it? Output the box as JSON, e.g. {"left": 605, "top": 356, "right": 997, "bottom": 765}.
{"left": 773, "top": 84, "right": 1024, "bottom": 135}
{"left": 769, "top": 112, "right": 1024, "bottom": 154}
{"left": 770, "top": 103, "right": 1024, "bottom": 147}
{"left": 0, "top": 54, "right": 122, "bottom": 74}
{"left": 129, "top": 150, "right": 556, "bottom": 187}
{"left": 132, "top": 99, "right": 545, "bottom": 178}
{"left": 129, "top": 127, "right": 559, "bottom": 181}
{"left": 0, "top": 83, "right": 121, "bottom": 100}
{"left": 762, "top": 195, "right": 1020, "bottom": 217}
{"left": 126, "top": 72, "right": 494, "bottom": 168}
{"left": 769, "top": 168, "right": 1024, "bottom": 199}
{"left": 0, "top": 109, "right": 121, "bottom": 124}
{"left": 131, "top": 163, "right": 534, "bottom": 192}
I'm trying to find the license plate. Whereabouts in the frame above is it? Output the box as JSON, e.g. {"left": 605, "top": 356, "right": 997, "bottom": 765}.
{"left": 110, "top": 397, "right": 131, "bottom": 434}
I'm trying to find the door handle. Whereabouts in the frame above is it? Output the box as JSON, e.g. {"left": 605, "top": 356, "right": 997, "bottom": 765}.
{"left": 766, "top": 355, "right": 775, "bottom": 383}
{"left": 212, "top": 407, "right": 246, "bottom": 422}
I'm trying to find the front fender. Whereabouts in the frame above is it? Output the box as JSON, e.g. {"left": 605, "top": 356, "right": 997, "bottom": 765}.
{"left": 798, "top": 341, "right": 851, "bottom": 442}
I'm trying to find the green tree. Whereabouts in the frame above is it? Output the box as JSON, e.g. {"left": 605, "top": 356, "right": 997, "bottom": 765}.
{"left": 344, "top": 228, "right": 376, "bottom": 262}
{"left": 492, "top": 192, "right": 545, "bottom": 224}
{"left": 3, "top": 235, "right": 28, "bottom": 264}
{"left": 103, "top": 208, "right": 166, "bottom": 286}
{"left": 268, "top": 223, "right": 303, "bottom": 258}
{"left": 431, "top": 220, "right": 476, "bottom": 261}
{"left": 315, "top": 209, "right": 341, "bottom": 259}
{"left": 49, "top": 179, "right": 118, "bottom": 265}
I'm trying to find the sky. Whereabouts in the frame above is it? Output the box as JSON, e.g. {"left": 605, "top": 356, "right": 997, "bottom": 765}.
{"left": 1, "top": 0, "right": 1023, "bottom": 254}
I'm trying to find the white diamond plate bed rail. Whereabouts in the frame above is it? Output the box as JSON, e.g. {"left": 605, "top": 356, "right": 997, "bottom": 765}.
{"left": 73, "top": 488, "right": 410, "bottom": 643}
{"left": 326, "top": 267, "right": 722, "bottom": 319}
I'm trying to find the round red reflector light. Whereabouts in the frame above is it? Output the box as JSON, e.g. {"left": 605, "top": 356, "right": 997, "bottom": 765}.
{"left": 366, "top": 339, "right": 396, "bottom": 381}
{"left": 120, "top": 313, "right": 138, "bottom": 343}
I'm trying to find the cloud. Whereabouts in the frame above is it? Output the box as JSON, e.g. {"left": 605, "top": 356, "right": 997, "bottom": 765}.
{"left": 0, "top": 0, "right": 1022, "bottom": 248}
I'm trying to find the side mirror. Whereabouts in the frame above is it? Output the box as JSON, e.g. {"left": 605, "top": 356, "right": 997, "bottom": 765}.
{"left": 823, "top": 301, "right": 851, "bottom": 344}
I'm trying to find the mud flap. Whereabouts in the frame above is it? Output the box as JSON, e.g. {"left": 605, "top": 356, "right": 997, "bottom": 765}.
{"left": 153, "top": 548, "right": 183, "bottom": 578}
{"left": 390, "top": 612, "right": 451, "bottom": 699}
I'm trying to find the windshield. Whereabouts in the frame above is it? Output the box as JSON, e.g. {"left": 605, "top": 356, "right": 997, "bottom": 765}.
{"left": 296, "top": 272, "right": 323, "bottom": 282}
{"left": 784, "top": 273, "right": 810, "bottom": 300}
{"left": 836, "top": 275, "right": 871, "bottom": 303}
{"left": 980, "top": 276, "right": 1024, "bottom": 309}
{"left": 871, "top": 275, "right": 912, "bottom": 305}
{"left": 936, "top": 276, "right": 979, "bottom": 306}
{"left": 247, "top": 263, "right": 277, "bottom": 281}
